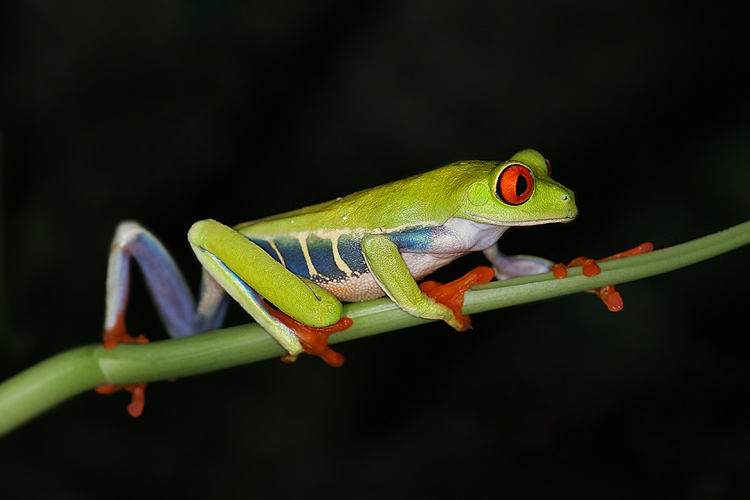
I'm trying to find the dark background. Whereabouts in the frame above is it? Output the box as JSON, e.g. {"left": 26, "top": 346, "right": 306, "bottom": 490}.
{"left": 2, "top": 1, "right": 750, "bottom": 498}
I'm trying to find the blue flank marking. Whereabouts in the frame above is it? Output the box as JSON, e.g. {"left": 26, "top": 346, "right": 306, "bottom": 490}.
{"left": 249, "top": 236, "right": 313, "bottom": 279}
{"left": 387, "top": 227, "right": 436, "bottom": 252}
{"left": 337, "top": 233, "right": 367, "bottom": 275}
{"left": 247, "top": 226, "right": 438, "bottom": 282}
{"left": 272, "top": 236, "right": 310, "bottom": 279}
{"left": 306, "top": 234, "right": 348, "bottom": 281}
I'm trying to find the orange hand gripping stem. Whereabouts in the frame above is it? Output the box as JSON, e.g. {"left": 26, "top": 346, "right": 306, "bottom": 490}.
{"left": 419, "top": 266, "right": 496, "bottom": 331}
{"left": 552, "top": 242, "right": 654, "bottom": 311}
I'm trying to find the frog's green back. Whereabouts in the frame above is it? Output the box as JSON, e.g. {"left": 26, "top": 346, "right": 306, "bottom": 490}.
{"left": 236, "top": 161, "right": 495, "bottom": 237}
{"left": 236, "top": 149, "right": 576, "bottom": 239}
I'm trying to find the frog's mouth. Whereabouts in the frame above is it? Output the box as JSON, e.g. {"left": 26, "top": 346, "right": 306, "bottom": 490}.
{"left": 471, "top": 214, "right": 576, "bottom": 226}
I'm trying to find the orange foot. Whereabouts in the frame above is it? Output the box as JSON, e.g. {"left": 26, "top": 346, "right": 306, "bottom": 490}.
{"left": 95, "top": 382, "right": 148, "bottom": 417}
{"left": 98, "top": 315, "right": 151, "bottom": 417}
{"left": 552, "top": 242, "right": 654, "bottom": 312}
{"left": 102, "top": 315, "right": 149, "bottom": 349}
{"left": 419, "top": 266, "right": 496, "bottom": 331}
{"left": 263, "top": 301, "right": 353, "bottom": 367}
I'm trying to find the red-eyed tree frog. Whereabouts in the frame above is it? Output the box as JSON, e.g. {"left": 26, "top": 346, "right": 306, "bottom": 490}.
{"left": 99, "top": 148, "right": 655, "bottom": 415}
{"left": 103, "top": 149, "right": 581, "bottom": 375}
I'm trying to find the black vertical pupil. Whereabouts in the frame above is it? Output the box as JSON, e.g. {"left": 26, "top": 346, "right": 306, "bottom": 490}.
{"left": 515, "top": 174, "right": 528, "bottom": 196}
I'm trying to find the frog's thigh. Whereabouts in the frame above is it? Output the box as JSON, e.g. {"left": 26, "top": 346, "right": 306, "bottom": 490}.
{"left": 188, "top": 219, "right": 343, "bottom": 330}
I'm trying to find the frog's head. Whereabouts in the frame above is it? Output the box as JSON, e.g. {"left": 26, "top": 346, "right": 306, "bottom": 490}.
{"left": 456, "top": 149, "right": 577, "bottom": 226}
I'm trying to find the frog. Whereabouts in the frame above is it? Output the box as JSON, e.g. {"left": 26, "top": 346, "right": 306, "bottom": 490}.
{"left": 103, "top": 148, "right": 577, "bottom": 362}
{"left": 99, "top": 149, "right": 582, "bottom": 414}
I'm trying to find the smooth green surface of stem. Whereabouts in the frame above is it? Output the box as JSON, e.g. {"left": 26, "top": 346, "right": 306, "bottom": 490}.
{"left": 1, "top": 220, "right": 748, "bottom": 436}
{"left": 0, "top": 346, "right": 102, "bottom": 434}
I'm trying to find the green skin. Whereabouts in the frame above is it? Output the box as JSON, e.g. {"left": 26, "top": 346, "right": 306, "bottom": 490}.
{"left": 185, "top": 149, "right": 577, "bottom": 358}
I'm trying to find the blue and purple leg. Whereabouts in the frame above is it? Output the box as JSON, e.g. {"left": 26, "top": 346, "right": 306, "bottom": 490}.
{"left": 98, "top": 222, "right": 230, "bottom": 416}
{"left": 103, "top": 221, "right": 230, "bottom": 347}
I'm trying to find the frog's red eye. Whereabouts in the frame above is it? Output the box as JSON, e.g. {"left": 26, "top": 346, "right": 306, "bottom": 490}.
{"left": 545, "top": 158, "right": 552, "bottom": 176}
{"left": 496, "top": 164, "right": 534, "bottom": 205}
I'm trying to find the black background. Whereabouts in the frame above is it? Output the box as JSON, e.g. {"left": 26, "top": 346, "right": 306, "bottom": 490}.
{"left": 2, "top": 1, "right": 750, "bottom": 498}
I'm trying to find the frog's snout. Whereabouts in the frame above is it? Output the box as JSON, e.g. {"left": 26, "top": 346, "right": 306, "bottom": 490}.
{"left": 562, "top": 192, "right": 578, "bottom": 220}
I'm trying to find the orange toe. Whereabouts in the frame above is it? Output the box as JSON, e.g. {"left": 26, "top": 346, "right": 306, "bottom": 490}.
{"left": 96, "top": 382, "right": 149, "bottom": 417}
{"left": 103, "top": 316, "right": 149, "bottom": 349}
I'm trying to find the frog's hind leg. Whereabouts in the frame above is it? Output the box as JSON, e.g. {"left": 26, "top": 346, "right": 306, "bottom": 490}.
{"left": 103, "top": 221, "right": 230, "bottom": 348}
{"left": 188, "top": 219, "right": 352, "bottom": 367}
{"left": 100, "top": 221, "right": 230, "bottom": 417}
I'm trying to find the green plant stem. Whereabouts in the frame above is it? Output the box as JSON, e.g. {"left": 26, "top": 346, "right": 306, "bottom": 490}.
{"left": 1, "top": 220, "right": 749, "bottom": 436}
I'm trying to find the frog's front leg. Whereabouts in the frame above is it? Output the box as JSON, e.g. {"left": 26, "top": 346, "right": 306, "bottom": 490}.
{"left": 484, "top": 242, "right": 655, "bottom": 312}
{"left": 361, "top": 235, "right": 494, "bottom": 330}
{"left": 188, "top": 219, "right": 351, "bottom": 367}
{"left": 483, "top": 245, "right": 556, "bottom": 280}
